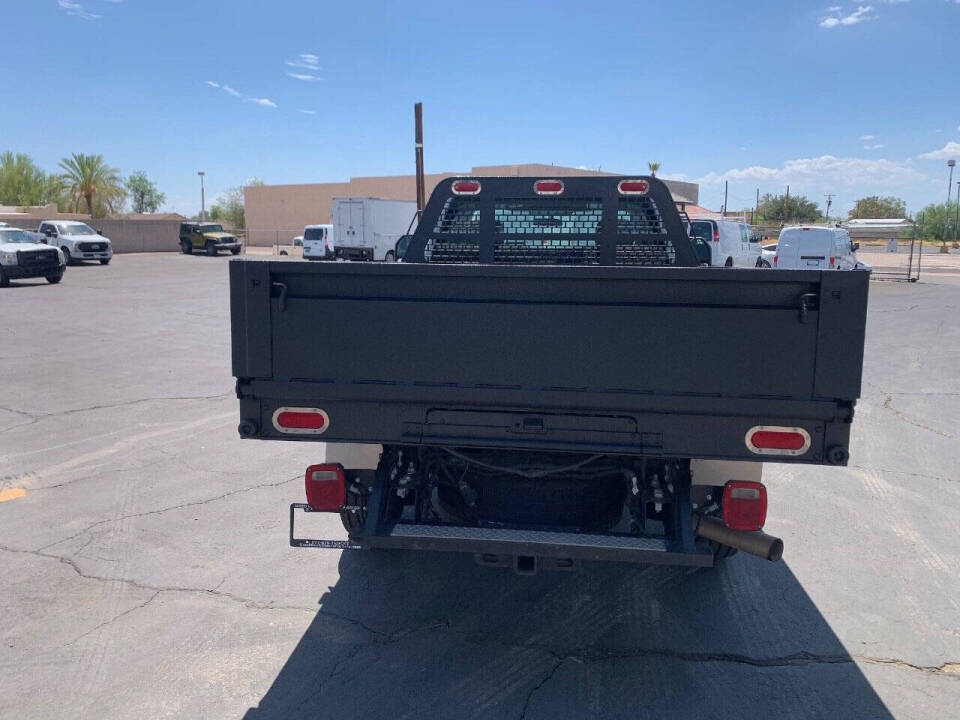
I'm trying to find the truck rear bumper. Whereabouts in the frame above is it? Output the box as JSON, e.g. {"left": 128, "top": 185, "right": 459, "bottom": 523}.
{"left": 289, "top": 503, "right": 714, "bottom": 567}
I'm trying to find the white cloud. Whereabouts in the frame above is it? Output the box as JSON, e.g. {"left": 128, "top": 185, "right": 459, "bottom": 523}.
{"left": 221, "top": 84, "right": 241, "bottom": 97}
{"left": 918, "top": 141, "right": 960, "bottom": 160}
{"left": 58, "top": 0, "right": 101, "bottom": 20}
{"left": 863, "top": 143, "right": 885, "bottom": 149}
{"left": 820, "top": 5, "right": 875, "bottom": 28}
{"left": 286, "top": 72, "right": 319, "bottom": 82}
{"left": 205, "top": 80, "right": 220, "bottom": 88}
{"left": 859, "top": 134, "right": 876, "bottom": 141}
{"left": 246, "top": 97, "right": 277, "bottom": 108}
{"left": 827, "top": 5, "right": 842, "bottom": 11}
{"left": 698, "top": 154, "right": 923, "bottom": 189}
{"left": 299, "top": 109, "right": 317, "bottom": 115}
{"left": 286, "top": 53, "right": 320, "bottom": 71}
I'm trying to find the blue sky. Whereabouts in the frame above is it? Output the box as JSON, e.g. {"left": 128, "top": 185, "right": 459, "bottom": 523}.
{"left": 3, "top": 0, "right": 959, "bottom": 216}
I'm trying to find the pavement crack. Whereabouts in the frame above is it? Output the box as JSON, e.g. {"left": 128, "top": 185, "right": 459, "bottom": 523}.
{"left": 881, "top": 395, "right": 956, "bottom": 440}
{"left": 0, "top": 543, "right": 317, "bottom": 615}
{"left": 0, "top": 393, "right": 232, "bottom": 427}
{"left": 519, "top": 657, "right": 566, "bottom": 720}
{"left": 35, "top": 474, "right": 300, "bottom": 552}
{"left": 63, "top": 591, "right": 161, "bottom": 646}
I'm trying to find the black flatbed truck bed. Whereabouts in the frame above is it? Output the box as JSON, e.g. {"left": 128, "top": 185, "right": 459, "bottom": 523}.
{"left": 230, "top": 176, "right": 869, "bottom": 570}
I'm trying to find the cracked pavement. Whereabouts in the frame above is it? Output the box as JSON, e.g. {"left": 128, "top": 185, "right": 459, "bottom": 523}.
{"left": 1, "top": 254, "right": 959, "bottom": 719}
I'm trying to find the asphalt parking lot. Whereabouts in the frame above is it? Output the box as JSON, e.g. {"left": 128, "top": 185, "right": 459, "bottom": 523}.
{"left": 2, "top": 253, "right": 959, "bottom": 719}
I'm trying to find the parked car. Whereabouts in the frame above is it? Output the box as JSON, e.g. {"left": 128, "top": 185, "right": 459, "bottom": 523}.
{"left": 761, "top": 243, "right": 777, "bottom": 268}
{"left": 302, "top": 224, "right": 333, "bottom": 260}
{"left": 0, "top": 227, "right": 66, "bottom": 286}
{"left": 38, "top": 220, "right": 112, "bottom": 265}
{"left": 775, "top": 226, "right": 868, "bottom": 270}
{"left": 179, "top": 222, "right": 242, "bottom": 256}
{"left": 688, "top": 218, "right": 763, "bottom": 267}
{"left": 292, "top": 235, "right": 304, "bottom": 247}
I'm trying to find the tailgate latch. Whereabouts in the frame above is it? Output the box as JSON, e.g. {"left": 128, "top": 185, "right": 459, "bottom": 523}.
{"left": 799, "top": 293, "right": 818, "bottom": 324}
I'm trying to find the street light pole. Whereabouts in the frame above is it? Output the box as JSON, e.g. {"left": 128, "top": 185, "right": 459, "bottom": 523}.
{"left": 198, "top": 171, "right": 206, "bottom": 221}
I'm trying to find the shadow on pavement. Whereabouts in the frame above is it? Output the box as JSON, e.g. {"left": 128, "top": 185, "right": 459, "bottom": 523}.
{"left": 244, "top": 550, "right": 893, "bottom": 720}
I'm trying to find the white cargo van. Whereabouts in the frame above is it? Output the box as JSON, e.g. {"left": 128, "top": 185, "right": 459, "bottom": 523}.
{"left": 775, "top": 226, "right": 867, "bottom": 270}
{"left": 302, "top": 224, "right": 332, "bottom": 260}
{"left": 331, "top": 198, "right": 418, "bottom": 261}
{"left": 688, "top": 218, "right": 763, "bottom": 267}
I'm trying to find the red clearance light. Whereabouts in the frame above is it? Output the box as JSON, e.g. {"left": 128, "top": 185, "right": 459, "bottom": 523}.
{"left": 272, "top": 407, "right": 330, "bottom": 435}
{"left": 745, "top": 426, "right": 811, "bottom": 456}
{"left": 534, "top": 179, "right": 564, "bottom": 195}
{"left": 451, "top": 179, "right": 481, "bottom": 195}
{"left": 722, "top": 480, "right": 768, "bottom": 531}
{"left": 304, "top": 463, "right": 346, "bottom": 511}
{"left": 617, "top": 179, "right": 649, "bottom": 195}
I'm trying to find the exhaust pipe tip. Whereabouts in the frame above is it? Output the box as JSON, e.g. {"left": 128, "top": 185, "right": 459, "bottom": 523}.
{"left": 695, "top": 515, "right": 784, "bottom": 562}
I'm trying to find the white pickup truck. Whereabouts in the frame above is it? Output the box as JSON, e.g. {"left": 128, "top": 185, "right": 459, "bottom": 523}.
{"left": 38, "top": 220, "right": 113, "bottom": 265}
{"left": 0, "top": 227, "right": 66, "bottom": 286}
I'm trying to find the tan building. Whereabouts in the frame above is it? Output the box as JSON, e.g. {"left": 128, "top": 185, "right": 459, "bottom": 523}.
{"left": 243, "top": 163, "right": 699, "bottom": 246}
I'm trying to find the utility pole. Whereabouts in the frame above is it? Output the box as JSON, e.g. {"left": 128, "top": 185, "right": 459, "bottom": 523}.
{"left": 414, "top": 103, "right": 425, "bottom": 218}
{"left": 954, "top": 180, "right": 960, "bottom": 248}
{"left": 945, "top": 160, "right": 955, "bottom": 246}
{"left": 722, "top": 180, "right": 728, "bottom": 216}
{"left": 824, "top": 193, "right": 834, "bottom": 225}
{"left": 197, "top": 171, "right": 205, "bottom": 221}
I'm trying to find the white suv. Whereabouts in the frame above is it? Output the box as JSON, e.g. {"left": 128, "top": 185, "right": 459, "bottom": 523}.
{"left": 38, "top": 220, "right": 113, "bottom": 265}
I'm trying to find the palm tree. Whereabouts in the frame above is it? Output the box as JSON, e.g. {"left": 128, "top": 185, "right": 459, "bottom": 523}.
{"left": 58, "top": 153, "right": 122, "bottom": 216}
{"left": 647, "top": 161, "right": 661, "bottom": 177}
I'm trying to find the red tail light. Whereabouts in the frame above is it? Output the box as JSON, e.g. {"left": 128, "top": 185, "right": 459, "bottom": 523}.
{"left": 745, "top": 426, "right": 811, "bottom": 456}
{"left": 304, "top": 463, "right": 346, "bottom": 511}
{"left": 713, "top": 228, "right": 719, "bottom": 243}
{"left": 534, "top": 179, "right": 564, "bottom": 195}
{"left": 451, "top": 179, "right": 481, "bottom": 195}
{"left": 829, "top": 256, "right": 836, "bottom": 267}
{"left": 773, "top": 255, "right": 778, "bottom": 266}
{"left": 272, "top": 407, "right": 330, "bottom": 435}
{"left": 617, "top": 179, "right": 649, "bottom": 195}
{"left": 722, "top": 480, "right": 768, "bottom": 531}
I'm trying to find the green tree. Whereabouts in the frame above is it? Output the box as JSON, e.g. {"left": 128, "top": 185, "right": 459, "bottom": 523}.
{"left": 756, "top": 193, "right": 822, "bottom": 224}
{"left": 209, "top": 178, "right": 263, "bottom": 229}
{"left": 58, "top": 153, "right": 123, "bottom": 217}
{"left": 915, "top": 203, "right": 958, "bottom": 244}
{"left": 848, "top": 195, "right": 907, "bottom": 219}
{"left": 647, "top": 161, "right": 660, "bottom": 177}
{"left": 0, "top": 152, "right": 63, "bottom": 207}
{"left": 125, "top": 171, "right": 166, "bottom": 213}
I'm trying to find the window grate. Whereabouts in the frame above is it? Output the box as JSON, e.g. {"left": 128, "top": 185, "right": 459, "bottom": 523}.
{"left": 615, "top": 240, "right": 676, "bottom": 266}
{"left": 434, "top": 197, "right": 480, "bottom": 234}
{"left": 424, "top": 237, "right": 480, "bottom": 263}
{"left": 617, "top": 196, "right": 666, "bottom": 235}
{"left": 495, "top": 198, "right": 603, "bottom": 235}
{"left": 494, "top": 238, "right": 599, "bottom": 265}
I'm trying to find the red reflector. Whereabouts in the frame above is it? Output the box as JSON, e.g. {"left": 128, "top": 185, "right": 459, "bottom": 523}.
{"left": 451, "top": 179, "right": 481, "bottom": 195}
{"left": 534, "top": 179, "right": 564, "bottom": 195}
{"left": 304, "top": 463, "right": 346, "bottom": 511}
{"left": 722, "top": 480, "right": 767, "bottom": 531}
{"left": 272, "top": 407, "right": 329, "bottom": 435}
{"left": 745, "top": 426, "right": 811, "bottom": 456}
{"left": 617, "top": 179, "right": 649, "bottom": 195}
